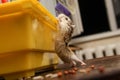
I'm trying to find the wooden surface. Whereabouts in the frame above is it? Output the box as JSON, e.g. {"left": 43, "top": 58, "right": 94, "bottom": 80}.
{"left": 36, "top": 55, "right": 120, "bottom": 80}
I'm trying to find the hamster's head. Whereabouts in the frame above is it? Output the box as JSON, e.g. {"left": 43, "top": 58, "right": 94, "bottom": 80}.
{"left": 57, "top": 14, "right": 75, "bottom": 28}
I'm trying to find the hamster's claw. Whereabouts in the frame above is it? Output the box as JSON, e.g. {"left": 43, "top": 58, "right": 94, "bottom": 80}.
{"left": 81, "top": 63, "right": 86, "bottom": 66}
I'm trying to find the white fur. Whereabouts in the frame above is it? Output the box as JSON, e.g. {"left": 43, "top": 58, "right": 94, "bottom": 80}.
{"left": 57, "top": 14, "right": 75, "bottom": 33}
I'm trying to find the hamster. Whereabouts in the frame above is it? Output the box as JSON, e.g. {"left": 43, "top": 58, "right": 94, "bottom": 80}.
{"left": 55, "top": 14, "right": 86, "bottom": 67}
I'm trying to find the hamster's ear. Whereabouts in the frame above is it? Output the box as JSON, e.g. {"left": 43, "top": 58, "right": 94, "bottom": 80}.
{"left": 56, "top": 17, "right": 61, "bottom": 23}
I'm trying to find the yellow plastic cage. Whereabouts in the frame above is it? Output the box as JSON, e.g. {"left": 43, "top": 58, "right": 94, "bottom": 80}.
{"left": 0, "top": 0, "right": 58, "bottom": 79}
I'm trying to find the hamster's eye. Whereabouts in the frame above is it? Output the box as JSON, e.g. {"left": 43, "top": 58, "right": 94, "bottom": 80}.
{"left": 65, "top": 18, "right": 68, "bottom": 20}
